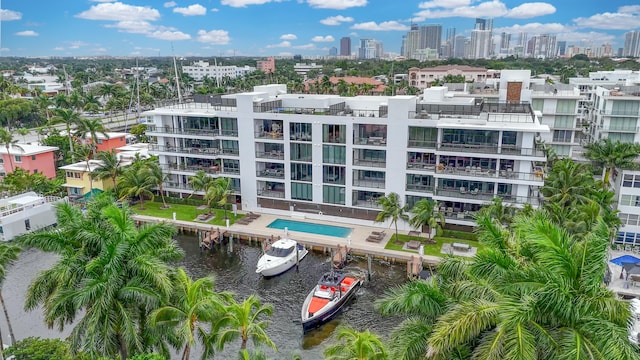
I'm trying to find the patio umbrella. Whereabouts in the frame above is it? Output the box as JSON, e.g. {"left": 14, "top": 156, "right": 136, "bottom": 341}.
{"left": 622, "top": 262, "right": 640, "bottom": 279}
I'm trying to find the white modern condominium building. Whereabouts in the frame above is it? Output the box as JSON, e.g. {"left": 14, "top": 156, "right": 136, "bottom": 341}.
{"left": 145, "top": 70, "right": 548, "bottom": 229}
{"left": 182, "top": 60, "right": 256, "bottom": 81}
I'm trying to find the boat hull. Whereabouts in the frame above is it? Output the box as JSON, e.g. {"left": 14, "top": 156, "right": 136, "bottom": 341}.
{"left": 256, "top": 247, "right": 308, "bottom": 277}
{"left": 301, "top": 279, "right": 361, "bottom": 332}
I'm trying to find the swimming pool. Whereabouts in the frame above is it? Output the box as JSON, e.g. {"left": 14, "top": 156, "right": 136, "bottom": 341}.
{"left": 267, "top": 219, "right": 353, "bottom": 238}
{"left": 610, "top": 255, "right": 640, "bottom": 266}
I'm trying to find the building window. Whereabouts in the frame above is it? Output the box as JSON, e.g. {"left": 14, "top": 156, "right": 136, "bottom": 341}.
{"left": 622, "top": 174, "right": 640, "bottom": 188}
{"left": 0, "top": 158, "right": 3, "bottom": 164}
{"left": 291, "top": 182, "right": 312, "bottom": 201}
{"left": 323, "top": 145, "right": 346, "bottom": 164}
{"left": 31, "top": 155, "right": 36, "bottom": 160}
{"left": 556, "top": 100, "right": 575, "bottom": 114}
{"left": 552, "top": 130, "right": 572, "bottom": 143}
{"left": 323, "top": 185, "right": 345, "bottom": 205}
{"left": 323, "top": 124, "right": 346, "bottom": 143}
{"left": 14, "top": 155, "right": 22, "bottom": 163}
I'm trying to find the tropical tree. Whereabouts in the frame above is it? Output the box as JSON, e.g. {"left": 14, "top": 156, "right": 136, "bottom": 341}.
{"left": 16, "top": 127, "right": 29, "bottom": 142}
{"left": 409, "top": 199, "right": 444, "bottom": 242}
{"left": 475, "top": 197, "right": 517, "bottom": 226}
{"left": 145, "top": 160, "right": 170, "bottom": 209}
{"left": 214, "top": 177, "right": 233, "bottom": 219}
{"left": 74, "top": 144, "right": 94, "bottom": 191}
{"left": 375, "top": 192, "right": 410, "bottom": 242}
{"left": 540, "top": 158, "right": 594, "bottom": 213}
{"left": 0, "top": 243, "right": 21, "bottom": 350}
{"left": 50, "top": 108, "right": 82, "bottom": 162}
{"left": 118, "top": 166, "right": 155, "bottom": 209}
{"left": 92, "top": 150, "right": 124, "bottom": 194}
{"left": 0, "top": 127, "right": 18, "bottom": 172}
{"left": 18, "top": 197, "right": 184, "bottom": 359}
{"left": 150, "top": 268, "right": 229, "bottom": 360}
{"left": 584, "top": 137, "right": 640, "bottom": 188}
{"left": 75, "top": 117, "right": 109, "bottom": 156}
{"left": 323, "top": 325, "right": 387, "bottom": 360}
{"left": 213, "top": 295, "right": 276, "bottom": 352}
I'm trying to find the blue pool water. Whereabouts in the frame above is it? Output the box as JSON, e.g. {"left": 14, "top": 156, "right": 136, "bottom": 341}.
{"left": 267, "top": 219, "right": 353, "bottom": 238}
{"left": 610, "top": 255, "right": 640, "bottom": 266}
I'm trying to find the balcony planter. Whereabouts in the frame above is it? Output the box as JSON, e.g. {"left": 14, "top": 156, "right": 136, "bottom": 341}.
{"left": 437, "top": 163, "right": 445, "bottom": 171}
{"left": 534, "top": 170, "right": 544, "bottom": 179}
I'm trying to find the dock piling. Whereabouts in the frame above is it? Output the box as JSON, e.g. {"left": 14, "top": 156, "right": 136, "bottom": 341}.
{"left": 367, "top": 254, "right": 372, "bottom": 282}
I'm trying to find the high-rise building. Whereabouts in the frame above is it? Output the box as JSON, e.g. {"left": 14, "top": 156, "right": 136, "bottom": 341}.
{"left": 359, "top": 38, "right": 379, "bottom": 59}
{"left": 419, "top": 24, "right": 442, "bottom": 53}
{"left": 500, "top": 32, "right": 511, "bottom": 55}
{"left": 624, "top": 31, "right": 640, "bottom": 57}
{"left": 340, "top": 37, "right": 351, "bottom": 56}
{"left": 441, "top": 28, "right": 456, "bottom": 58}
{"left": 329, "top": 47, "right": 337, "bottom": 56}
{"left": 557, "top": 41, "right": 567, "bottom": 56}
{"left": 529, "top": 34, "right": 557, "bottom": 59}
{"left": 470, "top": 30, "right": 492, "bottom": 59}
{"left": 454, "top": 35, "right": 467, "bottom": 58}
{"left": 403, "top": 24, "right": 421, "bottom": 58}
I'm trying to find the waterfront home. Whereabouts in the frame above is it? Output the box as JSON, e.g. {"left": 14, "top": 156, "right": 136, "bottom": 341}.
{"left": 0, "top": 192, "right": 64, "bottom": 241}
{"left": 0, "top": 143, "right": 59, "bottom": 179}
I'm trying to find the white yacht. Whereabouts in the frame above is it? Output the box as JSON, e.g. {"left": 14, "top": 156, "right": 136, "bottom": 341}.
{"left": 256, "top": 238, "right": 308, "bottom": 277}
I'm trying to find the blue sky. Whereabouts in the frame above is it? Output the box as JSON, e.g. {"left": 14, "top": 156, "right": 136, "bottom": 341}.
{"left": 1, "top": 0, "right": 639, "bottom": 57}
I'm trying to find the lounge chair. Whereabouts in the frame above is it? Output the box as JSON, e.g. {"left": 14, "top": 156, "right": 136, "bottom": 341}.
{"left": 366, "top": 232, "right": 385, "bottom": 243}
{"left": 371, "top": 230, "right": 385, "bottom": 236}
{"left": 236, "top": 217, "right": 254, "bottom": 225}
{"left": 247, "top": 212, "right": 262, "bottom": 219}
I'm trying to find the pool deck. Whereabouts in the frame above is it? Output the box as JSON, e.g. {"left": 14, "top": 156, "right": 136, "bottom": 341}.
{"left": 608, "top": 250, "right": 640, "bottom": 298}
{"left": 132, "top": 212, "right": 443, "bottom": 267}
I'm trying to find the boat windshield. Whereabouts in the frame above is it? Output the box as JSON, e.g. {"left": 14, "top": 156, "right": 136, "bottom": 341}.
{"left": 266, "top": 245, "right": 294, "bottom": 257}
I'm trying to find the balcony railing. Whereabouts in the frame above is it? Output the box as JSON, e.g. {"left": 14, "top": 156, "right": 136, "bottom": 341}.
{"left": 354, "top": 137, "right": 387, "bottom": 146}
{"left": 407, "top": 162, "right": 436, "bottom": 171}
{"left": 597, "top": 125, "right": 640, "bottom": 132}
{"left": 353, "top": 179, "right": 385, "bottom": 189}
{"left": 406, "top": 184, "right": 434, "bottom": 193}
{"left": 352, "top": 199, "right": 382, "bottom": 209}
{"left": 150, "top": 144, "right": 220, "bottom": 155}
{"left": 599, "top": 110, "right": 640, "bottom": 117}
{"left": 256, "top": 151, "right": 284, "bottom": 160}
{"left": 147, "top": 127, "right": 224, "bottom": 137}
{"left": 434, "top": 166, "right": 544, "bottom": 182}
{"left": 407, "top": 140, "right": 437, "bottom": 149}
{"left": 353, "top": 158, "right": 386, "bottom": 167}
{"left": 438, "top": 143, "right": 545, "bottom": 157}
{"left": 162, "top": 164, "right": 221, "bottom": 175}
{"left": 220, "top": 148, "right": 239, "bottom": 156}
{"left": 257, "top": 189, "right": 285, "bottom": 198}
{"left": 255, "top": 131, "right": 284, "bottom": 140}
{"left": 256, "top": 169, "right": 285, "bottom": 179}
{"left": 434, "top": 188, "right": 540, "bottom": 205}
{"left": 0, "top": 195, "right": 62, "bottom": 217}
{"left": 289, "top": 133, "right": 312, "bottom": 141}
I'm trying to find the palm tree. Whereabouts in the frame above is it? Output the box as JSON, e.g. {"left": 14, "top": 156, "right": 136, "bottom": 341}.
{"left": 214, "top": 177, "right": 233, "bottom": 219}
{"left": 50, "top": 108, "right": 82, "bottom": 162}
{"left": 92, "top": 150, "right": 124, "bottom": 194}
{"left": 323, "top": 325, "right": 387, "bottom": 360}
{"left": 213, "top": 295, "right": 276, "bottom": 351}
{"left": 540, "top": 158, "right": 594, "bottom": 212}
{"left": 145, "top": 161, "right": 170, "bottom": 209}
{"left": 584, "top": 137, "right": 640, "bottom": 188}
{"left": 0, "top": 243, "right": 21, "bottom": 347}
{"left": 74, "top": 144, "right": 94, "bottom": 191}
{"left": 16, "top": 128, "right": 29, "bottom": 142}
{"left": 75, "top": 117, "right": 109, "bottom": 156}
{"left": 409, "top": 199, "right": 444, "bottom": 242}
{"left": 118, "top": 166, "right": 155, "bottom": 209}
{"left": 18, "top": 198, "right": 184, "bottom": 359}
{"left": 476, "top": 197, "right": 516, "bottom": 226}
{"left": 0, "top": 128, "right": 18, "bottom": 173}
{"left": 150, "top": 268, "right": 229, "bottom": 360}
{"left": 375, "top": 192, "right": 409, "bottom": 242}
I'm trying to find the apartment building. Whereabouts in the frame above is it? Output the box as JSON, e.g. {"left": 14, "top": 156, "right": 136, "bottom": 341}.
{"left": 0, "top": 192, "right": 65, "bottom": 241}
{"left": 0, "top": 143, "right": 59, "bottom": 178}
{"left": 145, "top": 70, "right": 548, "bottom": 229}
{"left": 408, "top": 65, "right": 489, "bottom": 89}
{"left": 182, "top": 60, "right": 256, "bottom": 81}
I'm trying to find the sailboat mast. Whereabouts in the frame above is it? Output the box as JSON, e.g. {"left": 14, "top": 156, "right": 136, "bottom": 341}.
{"left": 173, "top": 55, "right": 183, "bottom": 104}
{"left": 136, "top": 59, "right": 141, "bottom": 114}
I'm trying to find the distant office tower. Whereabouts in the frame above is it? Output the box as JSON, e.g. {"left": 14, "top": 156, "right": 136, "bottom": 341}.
{"left": 624, "top": 31, "right": 640, "bottom": 57}
{"left": 471, "top": 18, "right": 493, "bottom": 58}
{"left": 454, "top": 35, "right": 467, "bottom": 58}
{"left": 359, "top": 38, "right": 379, "bottom": 59}
{"left": 442, "top": 28, "right": 456, "bottom": 58}
{"left": 402, "top": 24, "right": 420, "bottom": 58}
{"left": 340, "top": 37, "right": 351, "bottom": 56}
{"left": 419, "top": 24, "right": 442, "bottom": 52}
{"left": 375, "top": 42, "right": 384, "bottom": 58}
{"left": 475, "top": 18, "right": 487, "bottom": 30}
{"left": 500, "top": 32, "right": 511, "bottom": 55}
{"left": 618, "top": 48, "right": 624, "bottom": 57}
{"left": 518, "top": 32, "right": 528, "bottom": 46}
{"left": 557, "top": 41, "right": 566, "bottom": 56}
{"left": 530, "top": 34, "right": 557, "bottom": 59}
{"left": 329, "top": 47, "right": 337, "bottom": 56}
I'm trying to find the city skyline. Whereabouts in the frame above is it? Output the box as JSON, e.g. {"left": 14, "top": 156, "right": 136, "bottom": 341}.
{"left": 0, "top": 1, "right": 639, "bottom": 57}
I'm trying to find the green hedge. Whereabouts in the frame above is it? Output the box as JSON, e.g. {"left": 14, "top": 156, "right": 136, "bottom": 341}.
{"left": 441, "top": 229, "right": 477, "bottom": 241}
{"left": 162, "top": 196, "right": 206, "bottom": 206}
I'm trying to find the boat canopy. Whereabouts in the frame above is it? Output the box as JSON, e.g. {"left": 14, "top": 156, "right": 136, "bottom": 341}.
{"left": 318, "top": 272, "right": 346, "bottom": 286}
{"left": 265, "top": 245, "right": 295, "bottom": 257}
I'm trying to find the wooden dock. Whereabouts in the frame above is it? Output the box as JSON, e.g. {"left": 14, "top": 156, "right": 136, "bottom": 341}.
{"left": 132, "top": 214, "right": 441, "bottom": 278}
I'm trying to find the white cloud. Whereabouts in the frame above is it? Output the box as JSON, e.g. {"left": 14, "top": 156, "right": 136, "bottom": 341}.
{"left": 76, "top": 2, "right": 160, "bottom": 21}
{"left": 266, "top": 41, "right": 292, "bottom": 48}
{"left": 349, "top": 32, "right": 358, "bottom": 37}
{"left": 493, "top": 22, "right": 569, "bottom": 34}
{"left": 149, "top": 30, "right": 192, "bottom": 40}
{"left": 210, "top": 8, "right": 220, "bottom": 12}
{"left": 418, "top": 0, "right": 471, "bottom": 9}
{"left": 506, "top": 2, "right": 555, "bottom": 19}
{"left": 278, "top": 52, "right": 293, "bottom": 57}
{"left": 293, "top": 43, "right": 316, "bottom": 50}
{"left": 306, "top": 0, "right": 366, "bottom": 10}
{"left": 173, "top": 4, "right": 207, "bottom": 16}
{"left": 0, "top": 9, "right": 22, "bottom": 21}
{"left": 280, "top": 34, "right": 297, "bottom": 40}
{"left": 93, "top": 47, "right": 108, "bottom": 53}
{"left": 90, "top": 0, "right": 116, "bottom": 2}
{"left": 320, "top": 15, "right": 354, "bottom": 25}
{"left": 351, "top": 21, "right": 409, "bottom": 31}
{"left": 106, "top": 20, "right": 155, "bottom": 34}
{"left": 197, "top": 29, "right": 230, "bottom": 44}
{"left": 573, "top": 7, "right": 640, "bottom": 30}
{"left": 413, "top": 0, "right": 508, "bottom": 20}
{"left": 221, "top": 0, "right": 279, "bottom": 7}
{"left": 312, "top": 35, "right": 334, "bottom": 42}
{"left": 67, "top": 41, "right": 89, "bottom": 49}
{"left": 16, "top": 30, "right": 38, "bottom": 37}
{"left": 557, "top": 31, "right": 616, "bottom": 45}
{"left": 53, "top": 47, "right": 65, "bottom": 51}
{"left": 164, "top": 1, "right": 177, "bottom": 7}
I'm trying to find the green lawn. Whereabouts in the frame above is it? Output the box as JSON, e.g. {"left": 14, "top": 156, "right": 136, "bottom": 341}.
{"left": 131, "top": 201, "right": 244, "bottom": 226}
{"left": 384, "top": 232, "right": 484, "bottom": 257}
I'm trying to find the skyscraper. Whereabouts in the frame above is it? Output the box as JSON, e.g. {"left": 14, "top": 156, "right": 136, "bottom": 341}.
{"left": 557, "top": 41, "right": 566, "bottom": 56}
{"left": 454, "top": 35, "right": 467, "bottom": 58}
{"left": 530, "top": 34, "right": 556, "bottom": 59}
{"left": 340, "top": 37, "right": 351, "bottom": 56}
{"left": 402, "top": 24, "right": 420, "bottom": 58}
{"left": 329, "top": 47, "right": 337, "bottom": 56}
{"left": 500, "top": 32, "right": 511, "bottom": 55}
{"left": 359, "top": 38, "right": 378, "bottom": 59}
{"left": 419, "top": 24, "right": 442, "bottom": 53}
{"left": 624, "top": 31, "right": 640, "bottom": 57}
{"left": 471, "top": 18, "right": 493, "bottom": 59}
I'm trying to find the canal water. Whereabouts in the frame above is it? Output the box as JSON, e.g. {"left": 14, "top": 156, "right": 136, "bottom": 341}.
{"left": 2, "top": 234, "right": 407, "bottom": 359}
